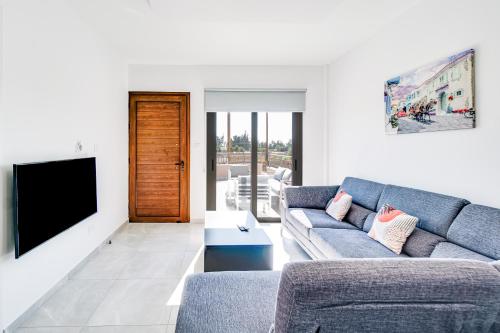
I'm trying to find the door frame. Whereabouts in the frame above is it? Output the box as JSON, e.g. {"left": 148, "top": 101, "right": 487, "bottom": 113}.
{"left": 129, "top": 91, "right": 190, "bottom": 223}
{"left": 206, "top": 111, "right": 302, "bottom": 222}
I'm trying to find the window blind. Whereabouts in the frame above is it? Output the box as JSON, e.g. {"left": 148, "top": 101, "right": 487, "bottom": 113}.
{"left": 204, "top": 89, "right": 306, "bottom": 112}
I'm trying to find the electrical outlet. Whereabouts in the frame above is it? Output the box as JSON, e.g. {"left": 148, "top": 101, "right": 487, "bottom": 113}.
{"left": 75, "top": 141, "right": 83, "bottom": 153}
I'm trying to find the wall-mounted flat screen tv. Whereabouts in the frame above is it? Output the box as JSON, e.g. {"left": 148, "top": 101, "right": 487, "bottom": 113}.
{"left": 13, "top": 157, "right": 97, "bottom": 258}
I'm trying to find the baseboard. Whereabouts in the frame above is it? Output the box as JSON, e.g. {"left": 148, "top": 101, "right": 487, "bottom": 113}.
{"left": 190, "top": 217, "right": 204, "bottom": 224}
{"left": 3, "top": 219, "right": 129, "bottom": 333}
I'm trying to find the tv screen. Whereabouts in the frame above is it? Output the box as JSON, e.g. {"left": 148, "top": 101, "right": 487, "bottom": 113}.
{"left": 13, "top": 157, "right": 97, "bottom": 258}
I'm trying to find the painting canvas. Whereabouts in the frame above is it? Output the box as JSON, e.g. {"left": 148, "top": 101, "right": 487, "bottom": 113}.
{"left": 385, "top": 49, "right": 475, "bottom": 134}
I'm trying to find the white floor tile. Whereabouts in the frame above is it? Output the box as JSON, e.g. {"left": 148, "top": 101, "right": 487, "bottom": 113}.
{"left": 15, "top": 220, "right": 308, "bottom": 332}
{"left": 137, "top": 234, "right": 188, "bottom": 252}
{"left": 71, "top": 250, "right": 132, "bottom": 280}
{"left": 81, "top": 325, "right": 167, "bottom": 333}
{"left": 21, "top": 280, "right": 114, "bottom": 327}
{"left": 168, "top": 306, "right": 179, "bottom": 325}
{"left": 119, "top": 252, "right": 186, "bottom": 279}
{"left": 14, "top": 327, "right": 82, "bottom": 333}
{"left": 87, "top": 279, "right": 177, "bottom": 326}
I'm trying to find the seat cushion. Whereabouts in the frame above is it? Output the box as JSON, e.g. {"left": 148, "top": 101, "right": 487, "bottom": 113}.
{"left": 377, "top": 185, "right": 469, "bottom": 237}
{"left": 339, "top": 177, "right": 385, "bottom": 211}
{"left": 176, "top": 271, "right": 281, "bottom": 333}
{"left": 268, "top": 178, "right": 281, "bottom": 194}
{"left": 447, "top": 204, "right": 500, "bottom": 260}
{"left": 309, "top": 229, "right": 408, "bottom": 258}
{"left": 402, "top": 227, "right": 446, "bottom": 257}
{"left": 430, "top": 242, "right": 493, "bottom": 262}
{"left": 344, "top": 203, "right": 374, "bottom": 229}
{"left": 287, "top": 208, "right": 357, "bottom": 239}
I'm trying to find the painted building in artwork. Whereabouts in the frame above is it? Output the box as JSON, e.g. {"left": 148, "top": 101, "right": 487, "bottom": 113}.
{"left": 405, "top": 50, "right": 474, "bottom": 115}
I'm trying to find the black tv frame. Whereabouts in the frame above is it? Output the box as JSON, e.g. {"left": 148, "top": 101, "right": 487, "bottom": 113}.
{"left": 13, "top": 157, "right": 97, "bottom": 259}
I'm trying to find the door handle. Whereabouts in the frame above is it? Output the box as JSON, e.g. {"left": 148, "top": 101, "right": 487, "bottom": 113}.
{"left": 175, "top": 160, "right": 185, "bottom": 170}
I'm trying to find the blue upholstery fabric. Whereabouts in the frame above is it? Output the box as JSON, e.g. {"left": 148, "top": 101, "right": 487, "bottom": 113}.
{"left": 402, "top": 227, "right": 446, "bottom": 257}
{"left": 273, "top": 260, "right": 500, "bottom": 333}
{"left": 284, "top": 186, "right": 339, "bottom": 209}
{"left": 339, "top": 177, "right": 385, "bottom": 211}
{"left": 376, "top": 185, "right": 469, "bottom": 237}
{"left": 430, "top": 242, "right": 493, "bottom": 262}
{"left": 492, "top": 261, "right": 500, "bottom": 272}
{"left": 176, "top": 271, "right": 281, "bottom": 333}
{"left": 283, "top": 219, "right": 326, "bottom": 260}
{"left": 447, "top": 204, "right": 500, "bottom": 260}
{"left": 343, "top": 203, "right": 374, "bottom": 229}
{"left": 309, "top": 229, "right": 407, "bottom": 258}
{"left": 362, "top": 212, "right": 377, "bottom": 232}
{"left": 286, "top": 208, "right": 357, "bottom": 239}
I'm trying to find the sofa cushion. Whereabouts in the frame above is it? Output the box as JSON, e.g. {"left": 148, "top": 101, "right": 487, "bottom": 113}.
{"left": 325, "top": 190, "right": 352, "bottom": 221}
{"left": 376, "top": 185, "right": 469, "bottom": 237}
{"left": 287, "top": 208, "right": 357, "bottom": 239}
{"left": 283, "top": 219, "right": 328, "bottom": 260}
{"left": 273, "top": 167, "right": 286, "bottom": 181}
{"left": 362, "top": 212, "right": 377, "bottom": 232}
{"left": 176, "top": 271, "right": 281, "bottom": 333}
{"left": 309, "top": 229, "right": 408, "bottom": 258}
{"left": 339, "top": 177, "right": 385, "bottom": 211}
{"left": 273, "top": 260, "right": 500, "bottom": 333}
{"left": 268, "top": 178, "right": 281, "bottom": 195}
{"left": 284, "top": 186, "right": 339, "bottom": 209}
{"left": 447, "top": 204, "right": 500, "bottom": 260}
{"left": 368, "top": 204, "right": 419, "bottom": 254}
{"left": 282, "top": 168, "right": 292, "bottom": 182}
{"left": 430, "top": 242, "right": 493, "bottom": 262}
{"left": 344, "top": 203, "right": 373, "bottom": 229}
{"left": 402, "top": 227, "right": 446, "bottom": 257}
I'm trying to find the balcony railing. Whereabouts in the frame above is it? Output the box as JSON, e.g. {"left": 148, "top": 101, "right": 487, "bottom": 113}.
{"left": 216, "top": 151, "right": 292, "bottom": 169}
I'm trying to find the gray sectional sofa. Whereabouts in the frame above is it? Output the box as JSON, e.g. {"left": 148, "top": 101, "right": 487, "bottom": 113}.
{"left": 282, "top": 177, "right": 500, "bottom": 262}
{"left": 176, "top": 177, "right": 500, "bottom": 332}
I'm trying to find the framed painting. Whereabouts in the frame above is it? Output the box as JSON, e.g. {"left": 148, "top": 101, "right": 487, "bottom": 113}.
{"left": 385, "top": 49, "right": 475, "bottom": 134}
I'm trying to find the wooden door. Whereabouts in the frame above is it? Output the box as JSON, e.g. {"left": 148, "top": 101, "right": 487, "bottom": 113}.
{"left": 129, "top": 92, "right": 190, "bottom": 222}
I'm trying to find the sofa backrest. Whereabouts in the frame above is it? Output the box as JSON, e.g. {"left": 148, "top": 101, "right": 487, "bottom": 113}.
{"left": 284, "top": 186, "right": 339, "bottom": 209}
{"left": 273, "top": 260, "right": 500, "bottom": 333}
{"left": 376, "top": 185, "right": 469, "bottom": 237}
{"left": 340, "top": 177, "right": 385, "bottom": 211}
{"left": 447, "top": 204, "right": 500, "bottom": 260}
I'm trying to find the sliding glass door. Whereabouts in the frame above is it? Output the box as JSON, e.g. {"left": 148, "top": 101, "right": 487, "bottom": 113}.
{"left": 206, "top": 111, "right": 302, "bottom": 222}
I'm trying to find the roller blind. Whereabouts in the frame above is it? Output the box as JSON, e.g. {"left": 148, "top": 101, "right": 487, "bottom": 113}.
{"left": 204, "top": 89, "right": 306, "bottom": 112}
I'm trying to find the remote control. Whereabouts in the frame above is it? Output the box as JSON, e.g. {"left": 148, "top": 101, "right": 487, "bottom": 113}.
{"left": 237, "top": 225, "right": 249, "bottom": 232}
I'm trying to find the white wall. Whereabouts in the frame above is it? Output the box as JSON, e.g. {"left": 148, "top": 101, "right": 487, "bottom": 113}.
{"left": 0, "top": 0, "right": 128, "bottom": 329}
{"left": 128, "top": 65, "right": 328, "bottom": 220}
{"left": 327, "top": 0, "right": 500, "bottom": 207}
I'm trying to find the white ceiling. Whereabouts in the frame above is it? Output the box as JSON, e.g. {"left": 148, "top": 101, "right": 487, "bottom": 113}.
{"left": 70, "top": 0, "right": 421, "bottom": 65}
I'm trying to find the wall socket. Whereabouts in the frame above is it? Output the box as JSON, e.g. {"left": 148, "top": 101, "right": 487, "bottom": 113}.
{"left": 75, "top": 141, "right": 83, "bottom": 153}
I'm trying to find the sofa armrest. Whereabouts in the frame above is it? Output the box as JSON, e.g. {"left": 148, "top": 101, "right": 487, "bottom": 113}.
{"left": 283, "top": 185, "right": 339, "bottom": 209}
{"left": 176, "top": 271, "right": 281, "bottom": 333}
{"left": 273, "top": 259, "right": 500, "bottom": 333}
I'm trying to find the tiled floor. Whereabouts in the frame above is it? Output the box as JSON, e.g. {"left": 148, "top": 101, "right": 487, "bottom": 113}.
{"left": 14, "top": 222, "right": 310, "bottom": 332}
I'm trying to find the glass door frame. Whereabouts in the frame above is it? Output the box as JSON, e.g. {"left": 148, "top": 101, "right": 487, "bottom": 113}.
{"left": 206, "top": 112, "right": 302, "bottom": 222}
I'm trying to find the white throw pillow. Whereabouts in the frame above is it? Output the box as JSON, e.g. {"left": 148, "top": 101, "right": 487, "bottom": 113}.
{"left": 325, "top": 190, "right": 352, "bottom": 221}
{"left": 368, "top": 204, "right": 419, "bottom": 254}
